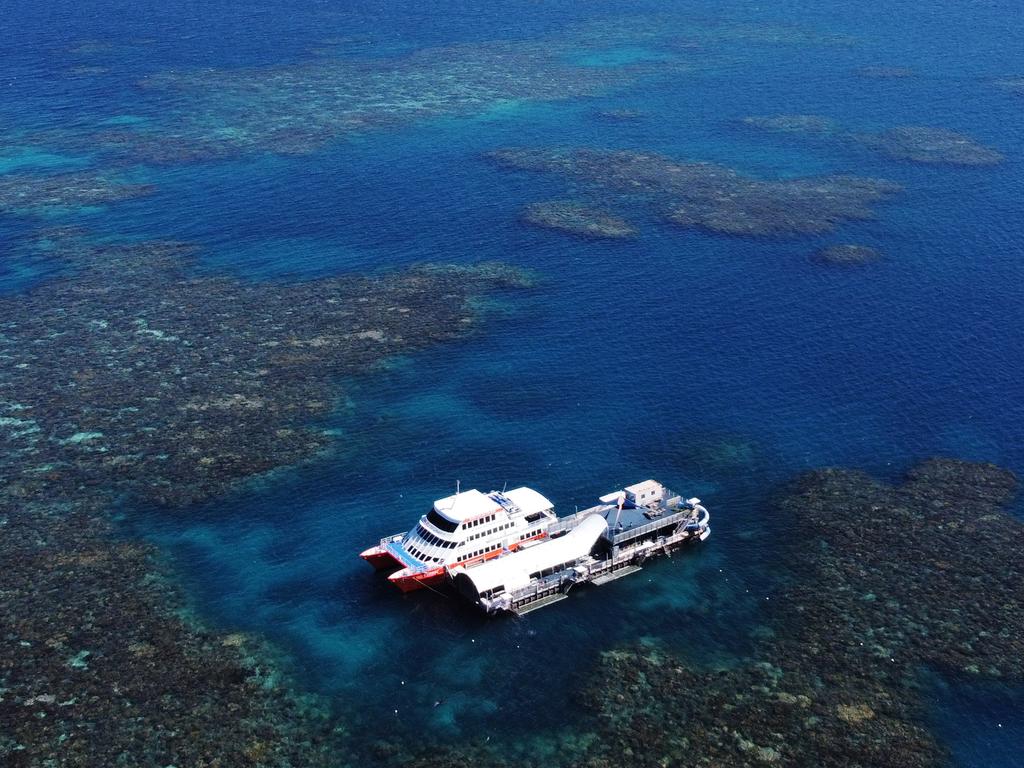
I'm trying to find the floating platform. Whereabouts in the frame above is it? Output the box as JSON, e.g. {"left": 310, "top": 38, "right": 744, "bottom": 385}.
{"left": 450, "top": 480, "right": 710, "bottom": 615}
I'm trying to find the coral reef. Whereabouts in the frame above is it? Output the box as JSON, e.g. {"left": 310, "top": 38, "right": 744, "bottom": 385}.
{"left": 0, "top": 172, "right": 154, "bottom": 215}
{"left": 743, "top": 115, "right": 1004, "bottom": 167}
{"left": 0, "top": 490, "right": 347, "bottom": 767}
{"left": 19, "top": 16, "right": 853, "bottom": 167}
{"left": 993, "top": 76, "right": 1024, "bottom": 96}
{"left": 53, "top": 38, "right": 683, "bottom": 165}
{"left": 0, "top": 231, "right": 527, "bottom": 765}
{"left": 491, "top": 147, "right": 899, "bottom": 237}
{"left": 573, "top": 459, "right": 1022, "bottom": 768}
{"left": 856, "top": 127, "right": 1005, "bottom": 166}
{"left": 572, "top": 16, "right": 855, "bottom": 50}
{"left": 778, "top": 459, "right": 1022, "bottom": 679}
{"left": 811, "top": 243, "right": 882, "bottom": 266}
{"left": 0, "top": 231, "right": 527, "bottom": 507}
{"left": 522, "top": 201, "right": 637, "bottom": 239}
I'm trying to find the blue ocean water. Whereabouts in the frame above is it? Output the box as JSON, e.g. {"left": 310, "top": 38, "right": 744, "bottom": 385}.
{"left": 3, "top": 0, "right": 1024, "bottom": 762}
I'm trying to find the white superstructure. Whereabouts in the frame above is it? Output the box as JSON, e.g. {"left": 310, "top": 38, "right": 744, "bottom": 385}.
{"left": 360, "top": 485, "right": 557, "bottom": 591}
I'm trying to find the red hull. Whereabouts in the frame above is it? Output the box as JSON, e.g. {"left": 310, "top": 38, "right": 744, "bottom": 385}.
{"left": 360, "top": 546, "right": 400, "bottom": 571}
{"left": 388, "top": 568, "right": 446, "bottom": 592}
{"left": 361, "top": 531, "right": 550, "bottom": 592}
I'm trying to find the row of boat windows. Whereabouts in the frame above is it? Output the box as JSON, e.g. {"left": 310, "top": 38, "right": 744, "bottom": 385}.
{"left": 466, "top": 513, "right": 497, "bottom": 528}
{"left": 466, "top": 522, "right": 512, "bottom": 541}
{"left": 457, "top": 543, "right": 500, "bottom": 562}
{"left": 406, "top": 544, "right": 442, "bottom": 564}
{"left": 409, "top": 540, "right": 500, "bottom": 565}
{"left": 416, "top": 525, "right": 457, "bottom": 549}
{"left": 416, "top": 521, "right": 514, "bottom": 550}
{"left": 517, "top": 523, "right": 545, "bottom": 541}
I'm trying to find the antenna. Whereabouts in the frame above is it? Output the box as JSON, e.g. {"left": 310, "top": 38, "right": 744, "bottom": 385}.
{"left": 612, "top": 490, "right": 626, "bottom": 530}
{"left": 502, "top": 481, "right": 507, "bottom": 493}
{"left": 456, "top": 479, "right": 461, "bottom": 495}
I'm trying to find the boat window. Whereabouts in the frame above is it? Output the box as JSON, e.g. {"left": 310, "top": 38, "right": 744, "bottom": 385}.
{"left": 427, "top": 509, "right": 458, "bottom": 533}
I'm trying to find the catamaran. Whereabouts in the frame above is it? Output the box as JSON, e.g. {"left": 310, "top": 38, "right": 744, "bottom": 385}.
{"left": 359, "top": 485, "right": 557, "bottom": 592}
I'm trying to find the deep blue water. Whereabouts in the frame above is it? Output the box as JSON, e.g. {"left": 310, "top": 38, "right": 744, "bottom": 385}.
{"left": 3, "top": 0, "right": 1024, "bottom": 763}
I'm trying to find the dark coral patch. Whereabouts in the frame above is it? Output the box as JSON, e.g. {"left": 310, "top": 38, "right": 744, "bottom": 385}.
{"left": 742, "top": 116, "right": 1004, "bottom": 168}
{"left": 573, "top": 459, "right": 1022, "bottom": 768}
{"left": 522, "top": 200, "right": 637, "bottom": 239}
{"left": 0, "top": 172, "right": 154, "bottom": 215}
{"left": 491, "top": 147, "right": 900, "bottom": 238}
{"left": 0, "top": 231, "right": 528, "bottom": 764}
{"left": 856, "top": 127, "right": 1004, "bottom": 166}
{"left": 0, "top": 231, "right": 527, "bottom": 507}
{"left": 811, "top": 244, "right": 882, "bottom": 266}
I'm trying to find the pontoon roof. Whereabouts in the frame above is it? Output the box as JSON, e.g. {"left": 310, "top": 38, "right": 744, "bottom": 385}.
{"left": 458, "top": 514, "right": 608, "bottom": 596}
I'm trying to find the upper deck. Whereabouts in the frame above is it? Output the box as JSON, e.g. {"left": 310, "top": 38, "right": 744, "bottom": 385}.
{"left": 548, "top": 484, "right": 706, "bottom": 550}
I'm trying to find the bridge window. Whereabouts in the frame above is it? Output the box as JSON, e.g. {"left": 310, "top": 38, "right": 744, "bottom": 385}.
{"left": 427, "top": 509, "right": 458, "bottom": 533}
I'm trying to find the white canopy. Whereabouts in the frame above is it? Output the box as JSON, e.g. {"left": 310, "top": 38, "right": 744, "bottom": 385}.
{"left": 457, "top": 514, "right": 608, "bottom": 598}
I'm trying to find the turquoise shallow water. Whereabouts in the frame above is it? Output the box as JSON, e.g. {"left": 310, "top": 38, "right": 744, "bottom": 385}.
{"left": 3, "top": 0, "right": 1024, "bottom": 762}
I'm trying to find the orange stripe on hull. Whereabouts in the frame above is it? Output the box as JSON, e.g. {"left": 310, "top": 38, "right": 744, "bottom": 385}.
{"left": 378, "top": 531, "right": 551, "bottom": 591}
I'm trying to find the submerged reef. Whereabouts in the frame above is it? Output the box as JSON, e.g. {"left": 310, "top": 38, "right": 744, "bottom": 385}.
{"left": 522, "top": 200, "right": 637, "bottom": 239}
{"left": 743, "top": 115, "right": 1005, "bottom": 167}
{"left": 993, "top": 76, "right": 1024, "bottom": 96}
{"left": 0, "top": 491, "right": 344, "bottom": 767}
{"left": 573, "top": 459, "right": 1021, "bottom": 768}
{"left": 492, "top": 147, "right": 899, "bottom": 237}
{"left": 0, "top": 231, "right": 527, "bottom": 507}
{"left": 0, "top": 172, "right": 154, "bottom": 215}
{"left": 811, "top": 244, "right": 882, "bottom": 266}
{"left": 571, "top": 15, "right": 855, "bottom": 50}
{"left": 21, "top": 16, "right": 852, "bottom": 166}
{"left": 856, "top": 127, "right": 1005, "bottom": 166}
{"left": 0, "top": 231, "right": 527, "bottom": 764}
{"left": 54, "top": 38, "right": 684, "bottom": 164}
